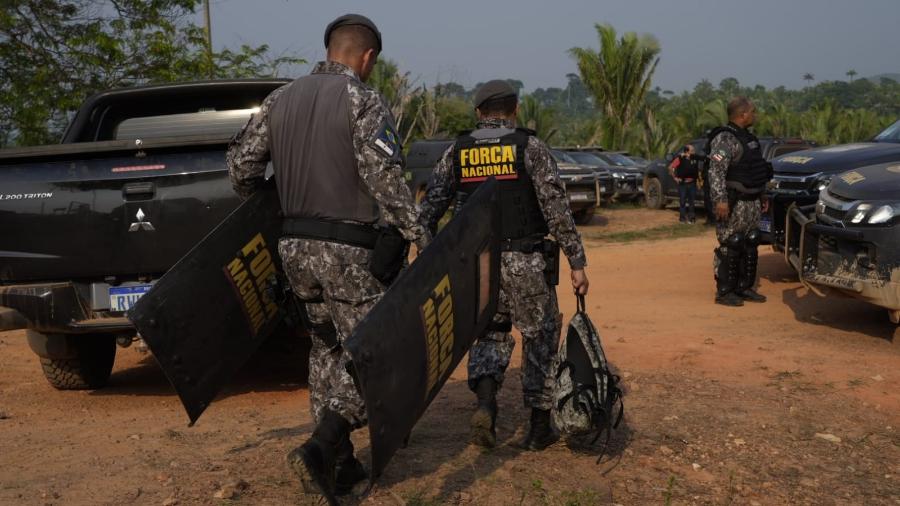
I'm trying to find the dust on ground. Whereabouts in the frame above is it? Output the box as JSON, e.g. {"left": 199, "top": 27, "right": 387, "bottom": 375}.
{"left": 1, "top": 206, "right": 899, "bottom": 506}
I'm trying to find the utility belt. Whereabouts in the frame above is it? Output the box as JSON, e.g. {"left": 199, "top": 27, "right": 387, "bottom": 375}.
{"left": 725, "top": 182, "right": 764, "bottom": 208}
{"left": 500, "top": 236, "right": 560, "bottom": 287}
{"left": 282, "top": 217, "right": 409, "bottom": 285}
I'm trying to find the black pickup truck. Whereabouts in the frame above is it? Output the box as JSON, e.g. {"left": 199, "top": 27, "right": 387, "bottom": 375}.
{"left": 785, "top": 161, "right": 900, "bottom": 324}
{"left": 0, "top": 79, "right": 288, "bottom": 389}
{"left": 766, "top": 120, "right": 900, "bottom": 249}
{"left": 642, "top": 136, "right": 817, "bottom": 210}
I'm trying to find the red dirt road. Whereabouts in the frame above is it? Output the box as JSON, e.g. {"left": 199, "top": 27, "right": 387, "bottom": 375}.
{"left": 1, "top": 211, "right": 899, "bottom": 505}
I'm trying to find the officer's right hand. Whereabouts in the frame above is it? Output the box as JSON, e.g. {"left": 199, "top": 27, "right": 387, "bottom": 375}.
{"left": 715, "top": 202, "right": 729, "bottom": 221}
{"left": 571, "top": 269, "right": 589, "bottom": 295}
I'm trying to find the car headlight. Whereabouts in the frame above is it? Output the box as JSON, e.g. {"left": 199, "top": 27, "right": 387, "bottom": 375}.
{"left": 612, "top": 172, "right": 625, "bottom": 179}
{"left": 868, "top": 205, "right": 895, "bottom": 224}
{"left": 850, "top": 203, "right": 872, "bottom": 224}
{"left": 815, "top": 176, "right": 832, "bottom": 192}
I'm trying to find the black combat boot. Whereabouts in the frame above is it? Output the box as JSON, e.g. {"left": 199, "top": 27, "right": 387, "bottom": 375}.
{"left": 470, "top": 377, "right": 498, "bottom": 448}
{"left": 736, "top": 243, "right": 766, "bottom": 302}
{"left": 518, "top": 408, "right": 559, "bottom": 451}
{"left": 286, "top": 410, "right": 348, "bottom": 504}
{"left": 715, "top": 243, "right": 744, "bottom": 307}
{"left": 334, "top": 433, "right": 368, "bottom": 496}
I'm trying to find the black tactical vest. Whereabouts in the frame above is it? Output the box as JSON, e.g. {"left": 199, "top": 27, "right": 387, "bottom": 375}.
{"left": 268, "top": 74, "right": 379, "bottom": 223}
{"left": 707, "top": 124, "right": 772, "bottom": 193}
{"left": 452, "top": 128, "right": 549, "bottom": 240}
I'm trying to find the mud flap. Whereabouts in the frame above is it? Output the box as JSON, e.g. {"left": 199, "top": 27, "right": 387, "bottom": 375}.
{"left": 343, "top": 179, "right": 501, "bottom": 481}
{"left": 128, "top": 179, "right": 293, "bottom": 425}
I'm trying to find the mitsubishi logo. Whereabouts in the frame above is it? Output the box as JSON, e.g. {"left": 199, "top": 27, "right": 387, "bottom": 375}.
{"left": 128, "top": 208, "right": 155, "bottom": 232}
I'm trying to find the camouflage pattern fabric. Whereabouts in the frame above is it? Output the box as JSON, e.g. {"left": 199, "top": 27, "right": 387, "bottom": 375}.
{"left": 419, "top": 118, "right": 587, "bottom": 269}
{"left": 279, "top": 238, "right": 386, "bottom": 427}
{"left": 468, "top": 251, "right": 562, "bottom": 410}
{"left": 418, "top": 118, "right": 585, "bottom": 411}
{"left": 226, "top": 61, "right": 429, "bottom": 428}
{"left": 553, "top": 305, "right": 622, "bottom": 436}
{"left": 226, "top": 61, "right": 430, "bottom": 250}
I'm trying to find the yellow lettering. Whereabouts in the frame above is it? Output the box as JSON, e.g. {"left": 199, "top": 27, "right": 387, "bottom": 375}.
{"left": 226, "top": 258, "right": 244, "bottom": 277}
{"left": 249, "top": 248, "right": 272, "bottom": 278}
{"left": 239, "top": 277, "right": 255, "bottom": 297}
{"left": 433, "top": 275, "right": 451, "bottom": 298}
{"left": 241, "top": 233, "right": 266, "bottom": 257}
{"left": 478, "top": 147, "right": 490, "bottom": 166}
{"left": 502, "top": 145, "right": 515, "bottom": 163}
{"left": 490, "top": 146, "right": 501, "bottom": 164}
{"left": 460, "top": 148, "right": 469, "bottom": 166}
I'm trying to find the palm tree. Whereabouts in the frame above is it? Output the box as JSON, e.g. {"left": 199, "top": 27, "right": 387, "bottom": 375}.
{"left": 846, "top": 69, "right": 858, "bottom": 83}
{"left": 569, "top": 23, "right": 660, "bottom": 149}
{"left": 517, "top": 95, "right": 559, "bottom": 143}
{"left": 802, "top": 73, "right": 815, "bottom": 86}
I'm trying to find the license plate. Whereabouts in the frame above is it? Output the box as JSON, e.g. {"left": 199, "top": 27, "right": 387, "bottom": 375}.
{"left": 759, "top": 216, "right": 772, "bottom": 233}
{"left": 109, "top": 284, "right": 153, "bottom": 312}
{"left": 569, "top": 193, "right": 593, "bottom": 202}
{"left": 600, "top": 186, "right": 607, "bottom": 192}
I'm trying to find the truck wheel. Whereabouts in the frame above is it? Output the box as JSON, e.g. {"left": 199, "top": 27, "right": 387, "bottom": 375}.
{"left": 573, "top": 207, "right": 596, "bottom": 225}
{"left": 37, "top": 334, "right": 116, "bottom": 390}
{"left": 644, "top": 177, "right": 665, "bottom": 209}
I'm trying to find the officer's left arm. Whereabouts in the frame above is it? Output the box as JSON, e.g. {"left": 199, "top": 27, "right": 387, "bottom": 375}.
{"left": 418, "top": 146, "right": 456, "bottom": 235}
{"left": 525, "top": 137, "right": 587, "bottom": 269}
{"left": 352, "top": 90, "right": 430, "bottom": 249}
{"left": 226, "top": 86, "right": 284, "bottom": 200}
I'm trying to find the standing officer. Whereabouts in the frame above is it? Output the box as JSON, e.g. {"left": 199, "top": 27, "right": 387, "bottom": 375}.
{"left": 226, "top": 14, "right": 430, "bottom": 502}
{"left": 668, "top": 144, "right": 700, "bottom": 224}
{"left": 707, "top": 97, "right": 772, "bottom": 307}
{"left": 419, "top": 80, "right": 590, "bottom": 451}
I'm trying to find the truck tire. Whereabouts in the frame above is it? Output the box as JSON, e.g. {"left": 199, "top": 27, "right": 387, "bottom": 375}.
{"left": 37, "top": 334, "right": 116, "bottom": 390}
{"left": 573, "top": 206, "right": 596, "bottom": 225}
{"left": 644, "top": 177, "right": 665, "bottom": 209}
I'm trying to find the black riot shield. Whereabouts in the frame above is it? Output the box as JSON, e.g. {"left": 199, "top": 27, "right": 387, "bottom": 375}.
{"left": 343, "top": 179, "right": 501, "bottom": 480}
{"left": 128, "top": 179, "right": 291, "bottom": 424}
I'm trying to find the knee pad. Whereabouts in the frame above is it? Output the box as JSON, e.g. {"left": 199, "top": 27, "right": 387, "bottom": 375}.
{"left": 720, "top": 233, "right": 744, "bottom": 255}
{"left": 745, "top": 229, "right": 761, "bottom": 247}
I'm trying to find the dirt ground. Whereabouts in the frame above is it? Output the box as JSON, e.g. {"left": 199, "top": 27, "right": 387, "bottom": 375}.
{"left": 1, "top": 206, "right": 899, "bottom": 506}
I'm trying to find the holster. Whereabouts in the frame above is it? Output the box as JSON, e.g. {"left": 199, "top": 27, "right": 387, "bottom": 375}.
{"left": 368, "top": 226, "right": 409, "bottom": 285}
{"left": 542, "top": 239, "right": 560, "bottom": 287}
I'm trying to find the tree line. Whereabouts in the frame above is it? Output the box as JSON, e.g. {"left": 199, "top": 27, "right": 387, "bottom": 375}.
{"left": 2, "top": 5, "right": 897, "bottom": 159}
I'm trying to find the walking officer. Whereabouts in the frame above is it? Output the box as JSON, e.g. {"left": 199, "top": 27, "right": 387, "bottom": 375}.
{"left": 707, "top": 96, "right": 772, "bottom": 307}
{"left": 419, "top": 80, "right": 590, "bottom": 451}
{"left": 226, "top": 13, "right": 430, "bottom": 502}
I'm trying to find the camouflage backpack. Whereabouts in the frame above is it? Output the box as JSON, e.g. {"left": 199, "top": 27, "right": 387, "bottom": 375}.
{"left": 553, "top": 295, "right": 624, "bottom": 450}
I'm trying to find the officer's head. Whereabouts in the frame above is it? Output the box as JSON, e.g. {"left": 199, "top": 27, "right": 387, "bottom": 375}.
{"left": 727, "top": 96, "right": 756, "bottom": 128}
{"left": 324, "top": 14, "right": 382, "bottom": 82}
{"left": 474, "top": 80, "right": 519, "bottom": 122}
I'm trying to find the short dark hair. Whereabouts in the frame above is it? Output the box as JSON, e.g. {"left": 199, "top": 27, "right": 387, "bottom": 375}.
{"left": 477, "top": 95, "right": 518, "bottom": 117}
{"left": 328, "top": 25, "right": 380, "bottom": 55}
{"left": 727, "top": 96, "right": 753, "bottom": 120}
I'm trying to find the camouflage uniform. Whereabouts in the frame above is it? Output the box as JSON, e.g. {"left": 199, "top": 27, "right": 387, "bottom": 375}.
{"left": 419, "top": 118, "right": 587, "bottom": 410}
{"left": 708, "top": 130, "right": 762, "bottom": 244}
{"left": 226, "top": 61, "right": 428, "bottom": 427}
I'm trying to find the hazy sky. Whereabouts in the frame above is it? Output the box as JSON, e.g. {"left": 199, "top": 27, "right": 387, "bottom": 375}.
{"left": 206, "top": 0, "right": 899, "bottom": 93}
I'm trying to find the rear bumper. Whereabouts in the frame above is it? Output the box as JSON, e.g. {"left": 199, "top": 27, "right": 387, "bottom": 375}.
{"left": 0, "top": 282, "right": 134, "bottom": 334}
{"left": 785, "top": 205, "right": 900, "bottom": 313}
{"left": 561, "top": 178, "right": 601, "bottom": 211}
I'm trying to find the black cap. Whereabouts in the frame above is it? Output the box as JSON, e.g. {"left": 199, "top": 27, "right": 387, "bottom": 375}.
{"left": 324, "top": 14, "right": 382, "bottom": 53}
{"left": 473, "top": 80, "right": 518, "bottom": 109}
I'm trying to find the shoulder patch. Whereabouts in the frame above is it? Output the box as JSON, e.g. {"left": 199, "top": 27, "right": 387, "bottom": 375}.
{"left": 372, "top": 120, "right": 401, "bottom": 159}
{"left": 710, "top": 150, "right": 727, "bottom": 163}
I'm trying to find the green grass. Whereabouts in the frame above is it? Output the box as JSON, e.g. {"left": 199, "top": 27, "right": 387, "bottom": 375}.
{"left": 582, "top": 223, "right": 708, "bottom": 243}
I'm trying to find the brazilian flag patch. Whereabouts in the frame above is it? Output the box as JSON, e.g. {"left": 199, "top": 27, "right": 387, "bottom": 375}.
{"left": 372, "top": 120, "right": 401, "bottom": 159}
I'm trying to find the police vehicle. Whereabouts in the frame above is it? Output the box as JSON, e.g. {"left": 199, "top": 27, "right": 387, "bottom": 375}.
{"left": 785, "top": 161, "right": 900, "bottom": 324}
{"left": 766, "top": 119, "right": 900, "bottom": 250}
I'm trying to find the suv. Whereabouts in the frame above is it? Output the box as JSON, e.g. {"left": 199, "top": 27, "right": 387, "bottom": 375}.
{"left": 564, "top": 149, "right": 643, "bottom": 202}
{"left": 767, "top": 121, "right": 900, "bottom": 250}
{"left": 642, "top": 136, "right": 817, "bottom": 211}
{"left": 785, "top": 161, "right": 900, "bottom": 323}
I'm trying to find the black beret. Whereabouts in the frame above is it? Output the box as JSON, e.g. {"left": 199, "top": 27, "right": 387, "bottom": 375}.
{"left": 473, "top": 80, "right": 518, "bottom": 109}
{"left": 324, "top": 13, "right": 382, "bottom": 53}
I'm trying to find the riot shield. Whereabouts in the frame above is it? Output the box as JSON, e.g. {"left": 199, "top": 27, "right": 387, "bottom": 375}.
{"left": 343, "top": 179, "right": 501, "bottom": 480}
{"left": 128, "top": 179, "right": 290, "bottom": 424}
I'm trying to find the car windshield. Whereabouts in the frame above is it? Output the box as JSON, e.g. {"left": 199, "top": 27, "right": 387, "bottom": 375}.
{"left": 567, "top": 152, "right": 609, "bottom": 166}
{"left": 874, "top": 120, "right": 900, "bottom": 143}
{"left": 602, "top": 153, "right": 636, "bottom": 166}
{"left": 551, "top": 150, "right": 577, "bottom": 164}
